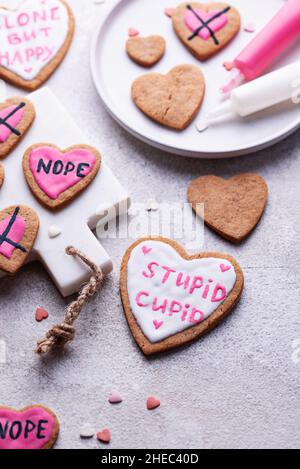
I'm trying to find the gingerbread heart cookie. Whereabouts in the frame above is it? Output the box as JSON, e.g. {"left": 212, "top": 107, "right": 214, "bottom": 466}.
{"left": 0, "top": 205, "right": 39, "bottom": 275}
{"left": 0, "top": 164, "right": 4, "bottom": 188}
{"left": 188, "top": 174, "right": 268, "bottom": 243}
{"left": 0, "top": 405, "right": 59, "bottom": 449}
{"left": 172, "top": 2, "right": 241, "bottom": 60}
{"left": 0, "top": 98, "right": 36, "bottom": 159}
{"left": 23, "top": 144, "right": 101, "bottom": 210}
{"left": 132, "top": 64, "right": 205, "bottom": 130}
{"left": 120, "top": 237, "right": 244, "bottom": 355}
{"left": 0, "top": 0, "right": 74, "bottom": 91}
{"left": 126, "top": 35, "right": 166, "bottom": 67}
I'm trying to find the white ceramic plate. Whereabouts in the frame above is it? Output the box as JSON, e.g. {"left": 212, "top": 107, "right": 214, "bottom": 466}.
{"left": 91, "top": 0, "right": 300, "bottom": 158}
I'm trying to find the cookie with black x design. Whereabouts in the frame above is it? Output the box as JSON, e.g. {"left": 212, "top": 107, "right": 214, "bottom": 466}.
{"left": 172, "top": 3, "right": 240, "bottom": 60}
{"left": 0, "top": 205, "right": 39, "bottom": 275}
{"left": 0, "top": 97, "right": 36, "bottom": 159}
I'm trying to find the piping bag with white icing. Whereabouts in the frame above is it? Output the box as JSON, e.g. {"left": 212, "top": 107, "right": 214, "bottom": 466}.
{"left": 198, "top": 60, "right": 300, "bottom": 130}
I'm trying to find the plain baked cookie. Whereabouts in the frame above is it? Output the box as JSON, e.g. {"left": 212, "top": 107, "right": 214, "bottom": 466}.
{"left": 0, "top": 164, "right": 4, "bottom": 188}
{"left": 188, "top": 174, "right": 268, "bottom": 243}
{"left": 131, "top": 64, "right": 205, "bottom": 130}
{"left": 23, "top": 143, "right": 101, "bottom": 210}
{"left": 172, "top": 2, "right": 241, "bottom": 60}
{"left": 0, "top": 0, "right": 75, "bottom": 90}
{"left": 0, "top": 405, "right": 59, "bottom": 449}
{"left": 0, "top": 205, "right": 39, "bottom": 275}
{"left": 126, "top": 35, "right": 166, "bottom": 67}
{"left": 120, "top": 237, "right": 244, "bottom": 355}
{"left": 0, "top": 97, "right": 36, "bottom": 159}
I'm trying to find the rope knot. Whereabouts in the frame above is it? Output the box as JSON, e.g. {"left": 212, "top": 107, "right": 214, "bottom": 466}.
{"left": 35, "top": 247, "right": 103, "bottom": 356}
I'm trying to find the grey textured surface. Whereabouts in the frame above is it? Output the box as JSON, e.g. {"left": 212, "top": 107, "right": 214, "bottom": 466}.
{"left": 0, "top": 0, "right": 300, "bottom": 450}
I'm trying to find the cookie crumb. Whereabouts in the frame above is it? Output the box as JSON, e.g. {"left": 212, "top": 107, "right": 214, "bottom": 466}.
{"left": 35, "top": 308, "right": 49, "bottom": 322}
{"left": 147, "top": 396, "right": 160, "bottom": 410}
{"left": 97, "top": 428, "right": 111, "bottom": 444}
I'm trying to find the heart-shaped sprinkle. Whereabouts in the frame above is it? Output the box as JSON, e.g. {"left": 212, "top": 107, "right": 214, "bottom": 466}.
{"left": 0, "top": 0, "right": 74, "bottom": 90}
{"left": 188, "top": 174, "right": 268, "bottom": 243}
{"left": 0, "top": 98, "right": 35, "bottom": 159}
{"left": 35, "top": 308, "right": 49, "bottom": 322}
{"left": 142, "top": 246, "right": 152, "bottom": 255}
{"left": 120, "top": 238, "right": 244, "bottom": 355}
{"left": 128, "top": 27, "right": 139, "bottom": 37}
{"left": 126, "top": 35, "right": 166, "bottom": 67}
{"left": 147, "top": 396, "right": 160, "bottom": 410}
{"left": 97, "top": 428, "right": 111, "bottom": 444}
{"left": 48, "top": 225, "right": 62, "bottom": 239}
{"left": 172, "top": 3, "right": 241, "bottom": 60}
{"left": 223, "top": 61, "right": 235, "bottom": 71}
{"left": 0, "top": 405, "right": 59, "bottom": 449}
{"left": 108, "top": 391, "right": 123, "bottom": 404}
{"left": 244, "top": 23, "right": 255, "bottom": 33}
{"left": 220, "top": 264, "right": 231, "bottom": 273}
{"left": 80, "top": 423, "right": 95, "bottom": 439}
{"left": 23, "top": 144, "right": 101, "bottom": 210}
{"left": 0, "top": 205, "right": 39, "bottom": 274}
{"left": 132, "top": 64, "right": 205, "bottom": 130}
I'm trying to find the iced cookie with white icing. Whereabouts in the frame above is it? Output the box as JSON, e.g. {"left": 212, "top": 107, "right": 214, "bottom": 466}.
{"left": 0, "top": 0, "right": 74, "bottom": 90}
{"left": 120, "top": 237, "right": 244, "bottom": 355}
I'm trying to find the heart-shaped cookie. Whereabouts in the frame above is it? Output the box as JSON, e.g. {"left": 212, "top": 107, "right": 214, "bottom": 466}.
{"left": 0, "top": 205, "right": 39, "bottom": 274}
{"left": 132, "top": 64, "right": 205, "bottom": 130}
{"left": 23, "top": 144, "right": 101, "bottom": 210}
{"left": 0, "top": 98, "right": 36, "bottom": 158}
{"left": 188, "top": 174, "right": 268, "bottom": 243}
{"left": 172, "top": 2, "right": 241, "bottom": 60}
{"left": 126, "top": 35, "right": 166, "bottom": 67}
{"left": 0, "top": 0, "right": 74, "bottom": 91}
{"left": 120, "top": 237, "right": 244, "bottom": 355}
{"left": 0, "top": 405, "right": 59, "bottom": 449}
{"left": 0, "top": 164, "right": 4, "bottom": 188}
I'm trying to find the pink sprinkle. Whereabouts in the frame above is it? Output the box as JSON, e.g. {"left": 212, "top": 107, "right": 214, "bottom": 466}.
{"left": 164, "top": 7, "right": 176, "bottom": 18}
{"left": 108, "top": 391, "right": 123, "bottom": 404}
{"left": 128, "top": 27, "right": 140, "bottom": 37}
{"left": 223, "top": 61, "right": 235, "bottom": 72}
{"left": 244, "top": 23, "right": 255, "bottom": 33}
{"left": 147, "top": 396, "right": 161, "bottom": 410}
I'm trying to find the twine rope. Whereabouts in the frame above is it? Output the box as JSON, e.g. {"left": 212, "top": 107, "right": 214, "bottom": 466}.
{"left": 35, "top": 246, "right": 103, "bottom": 356}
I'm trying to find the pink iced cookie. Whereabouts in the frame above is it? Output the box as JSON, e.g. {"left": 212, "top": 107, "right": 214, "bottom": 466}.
{"left": 0, "top": 405, "right": 59, "bottom": 450}
{"left": 23, "top": 144, "right": 101, "bottom": 210}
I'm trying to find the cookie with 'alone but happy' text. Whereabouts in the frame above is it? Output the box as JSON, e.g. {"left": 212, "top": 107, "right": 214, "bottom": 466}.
{"left": 172, "top": 2, "right": 241, "bottom": 60}
{"left": 0, "top": 205, "right": 39, "bottom": 275}
{"left": 132, "top": 64, "right": 205, "bottom": 130}
{"left": 0, "top": 405, "right": 59, "bottom": 449}
{"left": 120, "top": 237, "right": 244, "bottom": 355}
{"left": 23, "top": 144, "right": 102, "bottom": 210}
{"left": 188, "top": 174, "right": 268, "bottom": 243}
{"left": 126, "top": 35, "right": 166, "bottom": 67}
{"left": 0, "top": 0, "right": 74, "bottom": 90}
{"left": 0, "top": 97, "right": 36, "bottom": 159}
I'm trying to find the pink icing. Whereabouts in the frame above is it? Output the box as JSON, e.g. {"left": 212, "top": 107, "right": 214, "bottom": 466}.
{"left": 153, "top": 320, "right": 164, "bottom": 330}
{"left": 142, "top": 246, "right": 152, "bottom": 255}
{"left": 0, "top": 215, "right": 25, "bottom": 259}
{"left": 220, "top": 264, "right": 231, "bottom": 273}
{"left": 0, "top": 407, "right": 55, "bottom": 450}
{"left": 184, "top": 9, "right": 228, "bottom": 40}
{"left": 29, "top": 146, "right": 97, "bottom": 200}
{"left": 0, "top": 105, "right": 24, "bottom": 143}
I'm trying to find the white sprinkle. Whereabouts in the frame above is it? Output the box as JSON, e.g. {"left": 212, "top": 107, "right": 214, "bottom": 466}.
{"left": 80, "top": 423, "right": 95, "bottom": 439}
{"left": 244, "top": 23, "right": 255, "bottom": 33}
{"left": 147, "top": 198, "right": 159, "bottom": 212}
{"left": 48, "top": 225, "right": 62, "bottom": 239}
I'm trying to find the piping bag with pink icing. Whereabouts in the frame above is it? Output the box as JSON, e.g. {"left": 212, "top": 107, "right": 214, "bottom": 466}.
{"left": 198, "top": 60, "right": 300, "bottom": 129}
{"left": 220, "top": 0, "right": 300, "bottom": 94}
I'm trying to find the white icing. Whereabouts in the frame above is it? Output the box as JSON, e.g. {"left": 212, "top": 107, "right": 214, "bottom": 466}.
{"left": 127, "top": 240, "right": 237, "bottom": 343}
{"left": 0, "top": 0, "right": 70, "bottom": 80}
